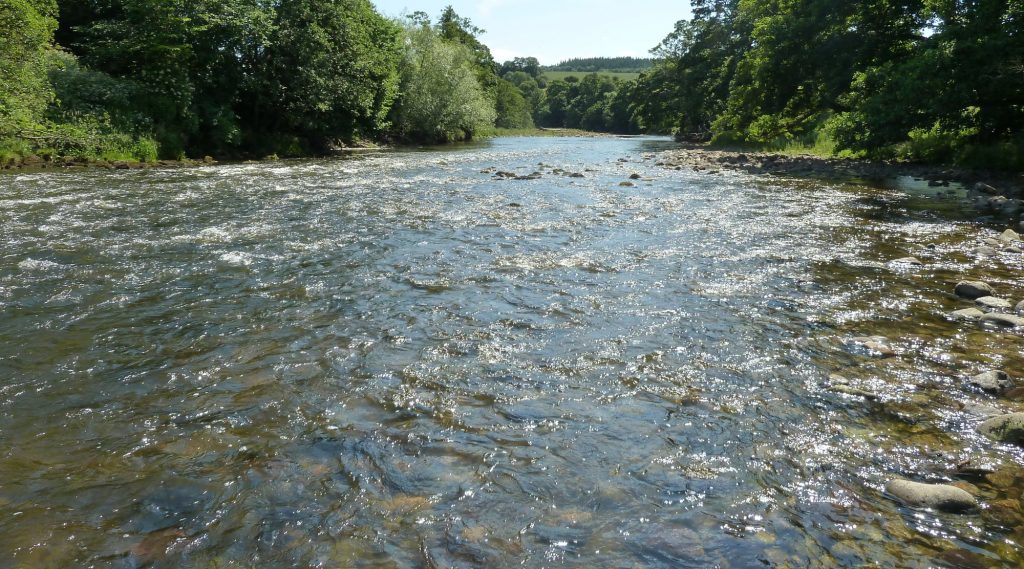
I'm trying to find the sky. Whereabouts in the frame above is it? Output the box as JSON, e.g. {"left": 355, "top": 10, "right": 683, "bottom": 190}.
{"left": 370, "top": 0, "right": 693, "bottom": 65}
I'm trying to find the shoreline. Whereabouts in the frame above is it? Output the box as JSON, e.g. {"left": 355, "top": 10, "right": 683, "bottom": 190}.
{"left": 656, "top": 144, "right": 1024, "bottom": 198}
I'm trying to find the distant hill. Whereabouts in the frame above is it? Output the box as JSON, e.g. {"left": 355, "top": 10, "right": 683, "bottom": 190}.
{"left": 544, "top": 57, "right": 654, "bottom": 74}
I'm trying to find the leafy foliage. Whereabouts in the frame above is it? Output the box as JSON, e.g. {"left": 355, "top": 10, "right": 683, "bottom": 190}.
{"left": 391, "top": 25, "right": 496, "bottom": 143}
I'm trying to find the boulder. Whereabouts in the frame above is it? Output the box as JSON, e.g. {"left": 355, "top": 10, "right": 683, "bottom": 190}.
{"left": 979, "top": 413, "right": 1024, "bottom": 445}
{"left": 952, "top": 308, "right": 985, "bottom": 321}
{"left": 885, "top": 479, "right": 978, "bottom": 513}
{"left": 999, "top": 229, "right": 1021, "bottom": 243}
{"left": 981, "top": 313, "right": 1024, "bottom": 328}
{"left": 967, "top": 371, "right": 1013, "bottom": 394}
{"left": 975, "top": 296, "right": 1013, "bottom": 310}
{"left": 629, "top": 173, "right": 642, "bottom": 180}
{"left": 974, "top": 182, "right": 999, "bottom": 195}
{"left": 955, "top": 281, "right": 995, "bottom": 299}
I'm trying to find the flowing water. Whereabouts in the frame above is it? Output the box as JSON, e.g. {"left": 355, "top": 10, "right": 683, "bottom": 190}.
{"left": 1, "top": 137, "right": 1023, "bottom": 568}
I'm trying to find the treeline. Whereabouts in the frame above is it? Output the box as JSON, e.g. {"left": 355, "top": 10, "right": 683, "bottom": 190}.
{"left": 497, "top": 68, "right": 639, "bottom": 134}
{"left": 632, "top": 0, "right": 1024, "bottom": 169}
{"left": 545, "top": 57, "right": 654, "bottom": 73}
{"left": 0, "top": 1, "right": 536, "bottom": 163}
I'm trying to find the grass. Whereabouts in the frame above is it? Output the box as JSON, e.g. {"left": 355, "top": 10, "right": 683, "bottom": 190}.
{"left": 542, "top": 71, "right": 642, "bottom": 82}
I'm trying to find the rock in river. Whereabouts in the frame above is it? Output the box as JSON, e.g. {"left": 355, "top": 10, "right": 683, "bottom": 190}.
{"left": 968, "top": 371, "right": 1014, "bottom": 394}
{"left": 885, "top": 479, "right": 978, "bottom": 513}
{"left": 952, "top": 308, "right": 985, "bottom": 321}
{"left": 975, "top": 296, "right": 1014, "bottom": 310}
{"left": 890, "top": 257, "right": 923, "bottom": 266}
{"left": 980, "top": 313, "right": 1024, "bottom": 328}
{"left": 955, "top": 281, "right": 995, "bottom": 300}
{"left": 998, "top": 229, "right": 1021, "bottom": 243}
{"left": 1016, "top": 300, "right": 1024, "bottom": 315}
{"left": 979, "top": 413, "right": 1024, "bottom": 445}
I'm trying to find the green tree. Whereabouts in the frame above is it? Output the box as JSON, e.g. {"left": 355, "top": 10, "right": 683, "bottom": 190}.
{"left": 392, "top": 25, "right": 496, "bottom": 143}
{"left": 262, "top": 0, "right": 401, "bottom": 147}
{"left": 494, "top": 78, "right": 534, "bottom": 129}
{"left": 0, "top": 0, "right": 59, "bottom": 136}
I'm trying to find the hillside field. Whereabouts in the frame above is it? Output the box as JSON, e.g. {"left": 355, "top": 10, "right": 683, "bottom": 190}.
{"left": 542, "top": 70, "right": 642, "bottom": 82}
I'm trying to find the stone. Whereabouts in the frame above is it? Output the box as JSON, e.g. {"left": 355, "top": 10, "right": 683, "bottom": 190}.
{"left": 974, "top": 182, "right": 999, "bottom": 195}
{"left": 976, "top": 296, "right": 1014, "bottom": 310}
{"left": 1017, "top": 300, "right": 1024, "bottom": 315}
{"left": 951, "top": 308, "right": 985, "bottom": 321}
{"left": 955, "top": 281, "right": 995, "bottom": 300}
{"left": 619, "top": 181, "right": 635, "bottom": 187}
{"left": 629, "top": 173, "right": 642, "bottom": 180}
{"left": 999, "top": 229, "right": 1022, "bottom": 242}
{"left": 979, "top": 413, "right": 1024, "bottom": 445}
{"left": 968, "top": 371, "right": 1013, "bottom": 394}
{"left": 978, "top": 246, "right": 998, "bottom": 256}
{"left": 851, "top": 337, "right": 896, "bottom": 357}
{"left": 885, "top": 479, "right": 978, "bottom": 513}
{"left": 981, "top": 313, "right": 1024, "bottom": 328}
{"left": 890, "top": 257, "right": 923, "bottom": 266}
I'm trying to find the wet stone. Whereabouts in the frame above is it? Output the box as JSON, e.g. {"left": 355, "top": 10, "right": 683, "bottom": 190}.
{"left": 981, "top": 313, "right": 1024, "bottom": 328}
{"left": 952, "top": 308, "right": 985, "bottom": 321}
{"left": 886, "top": 479, "right": 978, "bottom": 513}
{"left": 1016, "top": 300, "right": 1024, "bottom": 315}
{"left": 619, "top": 181, "right": 635, "bottom": 187}
{"left": 890, "top": 257, "right": 923, "bottom": 266}
{"left": 979, "top": 413, "right": 1024, "bottom": 445}
{"left": 850, "top": 337, "right": 896, "bottom": 357}
{"left": 967, "top": 371, "right": 1014, "bottom": 394}
{"left": 976, "top": 296, "right": 1014, "bottom": 310}
{"left": 999, "top": 229, "right": 1021, "bottom": 243}
{"left": 956, "top": 281, "right": 996, "bottom": 300}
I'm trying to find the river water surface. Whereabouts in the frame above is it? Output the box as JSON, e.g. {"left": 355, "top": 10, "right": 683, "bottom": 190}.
{"left": 1, "top": 137, "right": 1023, "bottom": 567}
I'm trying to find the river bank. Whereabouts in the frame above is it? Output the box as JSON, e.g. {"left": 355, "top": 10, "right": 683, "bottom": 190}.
{"left": 656, "top": 144, "right": 1024, "bottom": 197}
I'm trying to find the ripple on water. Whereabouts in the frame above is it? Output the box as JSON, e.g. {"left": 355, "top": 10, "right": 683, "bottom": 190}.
{"left": 0, "top": 137, "right": 1022, "bottom": 567}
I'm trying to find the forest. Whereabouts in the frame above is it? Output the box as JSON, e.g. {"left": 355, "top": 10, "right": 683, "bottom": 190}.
{"left": 2, "top": 0, "right": 1022, "bottom": 169}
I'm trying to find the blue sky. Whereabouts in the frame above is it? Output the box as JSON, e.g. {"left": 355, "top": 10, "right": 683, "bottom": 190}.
{"left": 370, "top": 0, "right": 693, "bottom": 65}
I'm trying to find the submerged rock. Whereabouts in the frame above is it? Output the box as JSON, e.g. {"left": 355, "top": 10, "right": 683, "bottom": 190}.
{"left": 955, "top": 281, "right": 995, "bottom": 300}
{"left": 619, "top": 181, "right": 635, "bottom": 187}
{"left": 850, "top": 337, "right": 896, "bottom": 357}
{"left": 968, "top": 371, "right": 1014, "bottom": 394}
{"left": 976, "top": 296, "right": 1014, "bottom": 310}
{"left": 979, "top": 413, "right": 1024, "bottom": 445}
{"left": 980, "top": 313, "right": 1024, "bottom": 328}
{"left": 890, "top": 257, "right": 923, "bottom": 266}
{"left": 885, "top": 479, "right": 978, "bottom": 512}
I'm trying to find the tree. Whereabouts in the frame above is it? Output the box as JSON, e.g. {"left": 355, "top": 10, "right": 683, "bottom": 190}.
{"left": 391, "top": 25, "right": 496, "bottom": 143}
{"left": 494, "top": 78, "right": 534, "bottom": 129}
{"left": 262, "top": 0, "right": 402, "bottom": 146}
{"left": 500, "top": 57, "right": 540, "bottom": 78}
{"left": 0, "top": 0, "right": 59, "bottom": 136}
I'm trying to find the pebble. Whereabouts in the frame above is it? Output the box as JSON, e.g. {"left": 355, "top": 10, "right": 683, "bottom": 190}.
{"left": 955, "top": 281, "right": 996, "bottom": 299}
{"left": 975, "top": 296, "right": 1014, "bottom": 310}
{"left": 885, "top": 479, "right": 978, "bottom": 513}
{"left": 967, "top": 371, "right": 1013, "bottom": 394}
{"left": 979, "top": 413, "right": 1024, "bottom": 445}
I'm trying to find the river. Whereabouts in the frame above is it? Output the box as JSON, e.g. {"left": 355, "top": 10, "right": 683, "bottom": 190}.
{"left": 1, "top": 136, "right": 1022, "bottom": 567}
